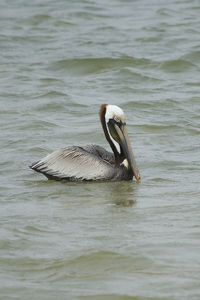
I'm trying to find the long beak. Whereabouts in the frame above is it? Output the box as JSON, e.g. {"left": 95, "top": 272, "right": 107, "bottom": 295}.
{"left": 114, "top": 123, "right": 140, "bottom": 181}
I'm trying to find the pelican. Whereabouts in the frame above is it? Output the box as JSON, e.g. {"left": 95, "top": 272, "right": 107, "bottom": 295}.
{"left": 30, "top": 104, "right": 140, "bottom": 181}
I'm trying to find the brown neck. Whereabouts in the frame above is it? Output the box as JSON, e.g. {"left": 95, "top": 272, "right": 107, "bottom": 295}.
{"left": 99, "top": 104, "right": 121, "bottom": 166}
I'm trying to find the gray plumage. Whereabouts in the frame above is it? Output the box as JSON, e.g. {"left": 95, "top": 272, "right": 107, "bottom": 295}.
{"left": 30, "top": 144, "right": 132, "bottom": 181}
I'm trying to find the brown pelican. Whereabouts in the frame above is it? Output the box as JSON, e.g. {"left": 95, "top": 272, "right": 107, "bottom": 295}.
{"left": 30, "top": 104, "right": 140, "bottom": 181}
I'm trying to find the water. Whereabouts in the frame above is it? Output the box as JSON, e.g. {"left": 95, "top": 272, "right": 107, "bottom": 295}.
{"left": 0, "top": 0, "right": 200, "bottom": 299}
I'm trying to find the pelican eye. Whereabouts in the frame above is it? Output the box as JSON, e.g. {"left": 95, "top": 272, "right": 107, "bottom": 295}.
{"left": 116, "top": 121, "right": 122, "bottom": 127}
{"left": 114, "top": 119, "right": 126, "bottom": 127}
{"left": 107, "top": 118, "right": 126, "bottom": 132}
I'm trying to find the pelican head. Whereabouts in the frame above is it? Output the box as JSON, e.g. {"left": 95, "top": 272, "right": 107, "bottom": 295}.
{"left": 100, "top": 104, "right": 140, "bottom": 181}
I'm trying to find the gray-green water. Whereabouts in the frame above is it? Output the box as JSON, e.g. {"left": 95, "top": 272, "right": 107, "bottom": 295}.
{"left": 1, "top": 0, "right": 200, "bottom": 299}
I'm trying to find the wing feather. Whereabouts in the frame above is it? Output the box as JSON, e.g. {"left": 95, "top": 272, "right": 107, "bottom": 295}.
{"left": 30, "top": 145, "right": 116, "bottom": 181}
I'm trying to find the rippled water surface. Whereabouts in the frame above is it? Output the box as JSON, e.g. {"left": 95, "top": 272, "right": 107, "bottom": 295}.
{"left": 0, "top": 0, "right": 200, "bottom": 299}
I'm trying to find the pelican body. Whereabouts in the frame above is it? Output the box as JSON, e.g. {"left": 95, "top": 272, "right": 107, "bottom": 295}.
{"left": 30, "top": 104, "right": 140, "bottom": 182}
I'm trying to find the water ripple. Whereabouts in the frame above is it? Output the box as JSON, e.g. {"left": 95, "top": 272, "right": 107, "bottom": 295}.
{"left": 49, "top": 56, "right": 157, "bottom": 75}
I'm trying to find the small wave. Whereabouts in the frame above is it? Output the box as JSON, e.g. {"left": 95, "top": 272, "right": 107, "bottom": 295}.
{"left": 183, "top": 50, "right": 200, "bottom": 64}
{"left": 33, "top": 92, "right": 70, "bottom": 112}
{"left": 22, "top": 13, "right": 76, "bottom": 28}
{"left": 156, "top": 7, "right": 176, "bottom": 17}
{"left": 53, "top": 20, "right": 76, "bottom": 27}
{"left": 25, "top": 225, "right": 54, "bottom": 233}
{"left": 39, "top": 77, "right": 64, "bottom": 84}
{"left": 28, "top": 119, "right": 58, "bottom": 129}
{"left": 79, "top": 294, "right": 165, "bottom": 300}
{"left": 160, "top": 59, "right": 195, "bottom": 73}
{"left": 47, "top": 250, "right": 154, "bottom": 282}
{"left": 141, "top": 124, "right": 180, "bottom": 132}
{"left": 48, "top": 56, "right": 156, "bottom": 76}
{"left": 186, "top": 82, "right": 200, "bottom": 87}
{"left": 28, "top": 146, "right": 46, "bottom": 153}
{"left": 117, "top": 68, "right": 162, "bottom": 83}
{"left": 151, "top": 177, "right": 175, "bottom": 183}
{"left": 22, "top": 14, "right": 53, "bottom": 26}
{"left": 35, "top": 91, "right": 68, "bottom": 99}
{"left": 123, "top": 98, "right": 178, "bottom": 110}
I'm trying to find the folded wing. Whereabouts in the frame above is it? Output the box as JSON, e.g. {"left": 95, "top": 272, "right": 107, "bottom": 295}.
{"left": 30, "top": 145, "right": 115, "bottom": 181}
